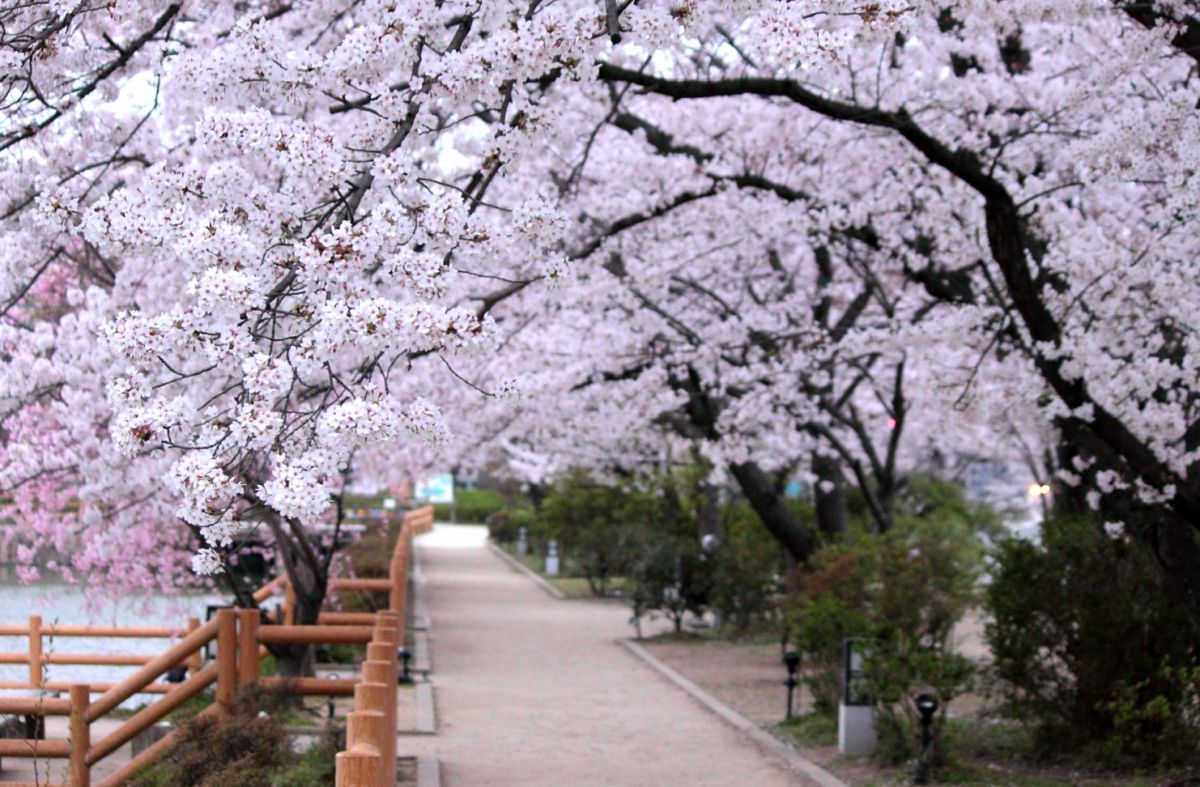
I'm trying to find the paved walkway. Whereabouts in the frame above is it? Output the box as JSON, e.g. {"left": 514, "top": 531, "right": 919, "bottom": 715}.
{"left": 418, "top": 525, "right": 807, "bottom": 787}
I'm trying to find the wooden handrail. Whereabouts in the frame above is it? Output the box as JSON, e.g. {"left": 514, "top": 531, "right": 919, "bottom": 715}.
{"left": 329, "top": 578, "right": 393, "bottom": 592}
{"left": 85, "top": 663, "right": 217, "bottom": 765}
{"left": 256, "top": 625, "right": 374, "bottom": 645}
{"left": 0, "top": 696, "right": 72, "bottom": 715}
{"left": 257, "top": 676, "right": 358, "bottom": 695}
{"left": 0, "top": 739, "right": 71, "bottom": 757}
{"left": 93, "top": 705, "right": 218, "bottom": 787}
{"left": 0, "top": 625, "right": 183, "bottom": 638}
{"left": 252, "top": 575, "right": 287, "bottom": 603}
{"left": 0, "top": 506, "right": 433, "bottom": 786}
{"left": 86, "top": 616, "right": 219, "bottom": 722}
{"left": 0, "top": 680, "right": 173, "bottom": 694}
{"left": 318, "top": 612, "right": 378, "bottom": 625}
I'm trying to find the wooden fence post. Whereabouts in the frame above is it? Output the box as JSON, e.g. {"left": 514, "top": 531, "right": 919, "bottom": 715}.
{"left": 236, "top": 609, "right": 259, "bottom": 687}
{"left": 363, "top": 654, "right": 397, "bottom": 787}
{"left": 284, "top": 582, "right": 297, "bottom": 626}
{"left": 215, "top": 609, "right": 237, "bottom": 718}
{"left": 342, "top": 708, "right": 386, "bottom": 787}
{"left": 335, "top": 748, "right": 382, "bottom": 787}
{"left": 186, "top": 617, "right": 201, "bottom": 675}
{"left": 28, "top": 615, "right": 42, "bottom": 689}
{"left": 69, "top": 683, "right": 90, "bottom": 787}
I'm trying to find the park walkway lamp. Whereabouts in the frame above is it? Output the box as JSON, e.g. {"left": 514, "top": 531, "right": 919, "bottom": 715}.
{"left": 397, "top": 646, "right": 413, "bottom": 684}
{"left": 783, "top": 649, "right": 801, "bottom": 719}
{"left": 914, "top": 692, "right": 939, "bottom": 784}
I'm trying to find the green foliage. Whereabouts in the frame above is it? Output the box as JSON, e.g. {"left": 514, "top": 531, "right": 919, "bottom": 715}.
{"left": 485, "top": 505, "right": 536, "bottom": 545}
{"left": 540, "top": 469, "right": 659, "bottom": 596}
{"left": 986, "top": 516, "right": 1200, "bottom": 767}
{"left": 629, "top": 532, "right": 709, "bottom": 633}
{"left": 775, "top": 711, "right": 838, "bottom": 748}
{"left": 131, "top": 687, "right": 342, "bottom": 787}
{"left": 708, "top": 502, "right": 785, "bottom": 633}
{"left": 272, "top": 729, "right": 343, "bottom": 787}
{"left": 785, "top": 476, "right": 988, "bottom": 764}
{"left": 131, "top": 688, "right": 292, "bottom": 787}
{"left": 433, "top": 486, "right": 505, "bottom": 523}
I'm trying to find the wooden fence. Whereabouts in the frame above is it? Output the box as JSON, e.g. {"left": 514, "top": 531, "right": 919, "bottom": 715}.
{"left": 0, "top": 505, "right": 434, "bottom": 787}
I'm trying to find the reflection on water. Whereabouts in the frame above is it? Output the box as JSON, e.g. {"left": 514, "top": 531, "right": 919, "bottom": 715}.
{"left": 0, "top": 580, "right": 212, "bottom": 704}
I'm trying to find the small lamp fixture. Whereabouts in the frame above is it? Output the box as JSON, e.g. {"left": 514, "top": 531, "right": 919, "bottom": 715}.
{"left": 397, "top": 646, "right": 413, "bottom": 684}
{"left": 782, "top": 648, "right": 802, "bottom": 720}
{"left": 914, "top": 692, "right": 940, "bottom": 784}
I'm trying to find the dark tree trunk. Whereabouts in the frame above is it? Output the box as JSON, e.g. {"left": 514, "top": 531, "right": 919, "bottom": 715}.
{"left": 261, "top": 508, "right": 328, "bottom": 678}
{"left": 729, "top": 461, "right": 817, "bottom": 562}
{"left": 812, "top": 451, "right": 848, "bottom": 539}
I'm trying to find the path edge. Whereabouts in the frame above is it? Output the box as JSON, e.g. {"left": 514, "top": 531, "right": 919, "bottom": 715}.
{"left": 485, "top": 539, "right": 566, "bottom": 599}
{"left": 618, "top": 639, "right": 847, "bottom": 787}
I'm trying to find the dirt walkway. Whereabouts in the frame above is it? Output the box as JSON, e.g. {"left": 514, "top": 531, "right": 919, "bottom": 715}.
{"left": 418, "top": 525, "right": 810, "bottom": 787}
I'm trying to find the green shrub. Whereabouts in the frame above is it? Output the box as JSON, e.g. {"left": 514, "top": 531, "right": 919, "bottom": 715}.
{"left": 629, "top": 532, "right": 710, "bottom": 633}
{"left": 785, "top": 477, "right": 988, "bottom": 764}
{"left": 433, "top": 487, "right": 505, "bottom": 523}
{"left": 486, "top": 505, "right": 536, "bottom": 546}
{"left": 986, "top": 515, "right": 1200, "bottom": 767}
{"left": 131, "top": 688, "right": 292, "bottom": 787}
{"left": 708, "top": 502, "right": 785, "bottom": 633}
{"left": 539, "top": 469, "right": 658, "bottom": 595}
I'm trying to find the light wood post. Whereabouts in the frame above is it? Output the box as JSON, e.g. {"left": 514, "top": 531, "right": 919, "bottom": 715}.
{"left": 335, "top": 748, "right": 382, "bottom": 787}
{"left": 236, "top": 609, "right": 259, "bottom": 687}
{"left": 215, "top": 609, "right": 237, "bottom": 718}
{"left": 284, "top": 582, "right": 297, "bottom": 626}
{"left": 186, "top": 617, "right": 201, "bottom": 675}
{"left": 68, "top": 683, "right": 89, "bottom": 787}
{"left": 363, "top": 656, "right": 397, "bottom": 787}
{"left": 28, "top": 615, "right": 42, "bottom": 689}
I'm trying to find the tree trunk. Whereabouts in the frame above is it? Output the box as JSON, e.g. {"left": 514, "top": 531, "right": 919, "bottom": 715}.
{"left": 729, "top": 461, "right": 817, "bottom": 562}
{"left": 812, "top": 451, "right": 848, "bottom": 539}
{"left": 261, "top": 509, "right": 328, "bottom": 678}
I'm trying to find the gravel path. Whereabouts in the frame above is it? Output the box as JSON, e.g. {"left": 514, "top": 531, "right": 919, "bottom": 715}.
{"left": 419, "top": 525, "right": 809, "bottom": 787}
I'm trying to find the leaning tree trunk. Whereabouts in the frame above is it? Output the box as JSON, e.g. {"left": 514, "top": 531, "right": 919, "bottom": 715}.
{"left": 261, "top": 509, "right": 329, "bottom": 678}
{"left": 812, "top": 451, "right": 848, "bottom": 539}
{"left": 729, "top": 460, "right": 818, "bottom": 563}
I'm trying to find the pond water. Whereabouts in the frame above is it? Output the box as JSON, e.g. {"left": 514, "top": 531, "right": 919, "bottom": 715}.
{"left": 0, "top": 581, "right": 213, "bottom": 704}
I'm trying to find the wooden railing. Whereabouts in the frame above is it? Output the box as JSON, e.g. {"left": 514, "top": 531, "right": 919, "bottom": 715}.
{"left": 334, "top": 503, "right": 431, "bottom": 787}
{"left": 0, "top": 505, "right": 434, "bottom": 787}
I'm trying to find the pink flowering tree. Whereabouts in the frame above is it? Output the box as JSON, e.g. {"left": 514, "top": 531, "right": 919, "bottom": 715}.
{"left": 6, "top": 1, "right": 1200, "bottom": 637}
{"left": 0, "top": 2, "right": 922, "bottom": 677}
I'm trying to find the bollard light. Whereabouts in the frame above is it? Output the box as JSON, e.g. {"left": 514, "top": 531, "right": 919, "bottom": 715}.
{"left": 397, "top": 646, "right": 413, "bottom": 684}
{"left": 165, "top": 666, "right": 187, "bottom": 683}
{"left": 783, "top": 648, "right": 802, "bottom": 720}
{"left": 327, "top": 695, "right": 336, "bottom": 721}
{"left": 914, "top": 693, "right": 940, "bottom": 784}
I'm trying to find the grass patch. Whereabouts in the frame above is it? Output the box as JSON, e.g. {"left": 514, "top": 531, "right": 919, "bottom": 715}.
{"left": 773, "top": 711, "right": 837, "bottom": 748}
{"left": 499, "top": 544, "right": 629, "bottom": 599}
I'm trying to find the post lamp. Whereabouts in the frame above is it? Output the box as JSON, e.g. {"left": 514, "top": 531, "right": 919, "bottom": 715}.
{"left": 783, "top": 648, "right": 802, "bottom": 720}
{"left": 914, "top": 692, "right": 940, "bottom": 784}
{"left": 397, "top": 646, "right": 414, "bottom": 684}
{"left": 326, "top": 673, "right": 340, "bottom": 721}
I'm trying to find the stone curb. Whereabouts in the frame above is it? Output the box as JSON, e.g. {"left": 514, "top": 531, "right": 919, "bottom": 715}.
{"left": 485, "top": 539, "right": 566, "bottom": 599}
{"left": 416, "top": 754, "right": 440, "bottom": 787}
{"left": 618, "top": 639, "right": 847, "bottom": 787}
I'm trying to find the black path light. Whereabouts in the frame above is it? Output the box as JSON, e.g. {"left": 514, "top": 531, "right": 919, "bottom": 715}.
{"left": 397, "top": 646, "right": 414, "bottom": 684}
{"left": 783, "top": 648, "right": 802, "bottom": 720}
{"left": 914, "top": 692, "right": 940, "bottom": 784}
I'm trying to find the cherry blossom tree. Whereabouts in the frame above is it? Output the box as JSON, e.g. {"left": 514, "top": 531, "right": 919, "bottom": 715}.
{"left": 423, "top": 2, "right": 1200, "bottom": 626}
{"left": 6, "top": 0, "right": 1200, "bottom": 637}
{"left": 0, "top": 0, "right": 918, "bottom": 673}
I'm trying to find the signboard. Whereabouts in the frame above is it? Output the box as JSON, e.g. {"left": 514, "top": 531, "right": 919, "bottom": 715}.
{"left": 414, "top": 474, "right": 455, "bottom": 504}
{"left": 843, "top": 638, "right": 874, "bottom": 706}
